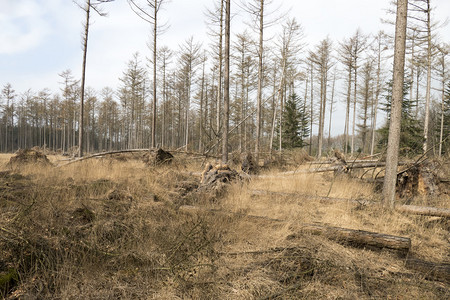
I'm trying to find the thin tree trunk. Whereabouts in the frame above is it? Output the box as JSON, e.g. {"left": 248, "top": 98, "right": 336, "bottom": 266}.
{"left": 309, "top": 64, "right": 314, "bottom": 155}
{"left": 351, "top": 63, "right": 357, "bottom": 155}
{"left": 383, "top": 0, "right": 408, "bottom": 209}
{"left": 422, "top": 0, "right": 432, "bottom": 153}
{"left": 222, "top": 0, "right": 230, "bottom": 163}
{"left": 151, "top": 0, "right": 158, "bottom": 148}
{"left": 371, "top": 38, "right": 382, "bottom": 156}
{"left": 78, "top": 0, "right": 90, "bottom": 157}
{"left": 199, "top": 55, "right": 206, "bottom": 152}
{"left": 439, "top": 72, "right": 445, "bottom": 157}
{"left": 344, "top": 68, "right": 351, "bottom": 155}
{"left": 216, "top": 0, "right": 224, "bottom": 140}
{"left": 328, "top": 70, "right": 336, "bottom": 148}
{"left": 255, "top": 0, "right": 264, "bottom": 164}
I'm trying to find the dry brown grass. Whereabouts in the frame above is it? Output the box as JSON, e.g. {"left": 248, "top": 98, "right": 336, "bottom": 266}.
{"left": 0, "top": 153, "right": 449, "bottom": 299}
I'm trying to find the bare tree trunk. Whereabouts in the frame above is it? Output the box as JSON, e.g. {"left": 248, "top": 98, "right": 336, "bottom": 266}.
{"left": 327, "top": 70, "right": 336, "bottom": 148}
{"left": 222, "top": 0, "right": 230, "bottom": 163}
{"left": 438, "top": 48, "right": 447, "bottom": 157}
{"left": 371, "top": 33, "right": 383, "bottom": 156}
{"left": 279, "top": 79, "right": 285, "bottom": 154}
{"left": 309, "top": 63, "right": 314, "bottom": 155}
{"left": 255, "top": 0, "right": 264, "bottom": 164}
{"left": 199, "top": 54, "right": 206, "bottom": 152}
{"left": 216, "top": 0, "right": 224, "bottom": 140}
{"left": 151, "top": 0, "right": 158, "bottom": 148}
{"left": 78, "top": 0, "right": 91, "bottom": 157}
{"left": 422, "top": 0, "right": 432, "bottom": 153}
{"left": 344, "top": 67, "right": 351, "bottom": 155}
{"left": 351, "top": 63, "right": 357, "bottom": 156}
{"left": 383, "top": 0, "right": 408, "bottom": 209}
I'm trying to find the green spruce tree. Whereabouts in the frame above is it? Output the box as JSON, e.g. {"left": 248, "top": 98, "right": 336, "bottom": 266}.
{"left": 279, "top": 93, "right": 309, "bottom": 149}
{"left": 378, "top": 79, "right": 423, "bottom": 156}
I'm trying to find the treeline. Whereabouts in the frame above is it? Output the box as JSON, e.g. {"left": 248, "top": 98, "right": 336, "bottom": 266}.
{"left": 0, "top": 0, "right": 449, "bottom": 157}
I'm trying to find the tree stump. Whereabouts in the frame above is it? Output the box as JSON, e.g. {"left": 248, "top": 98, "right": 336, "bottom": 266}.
{"left": 199, "top": 163, "right": 240, "bottom": 195}
{"left": 241, "top": 152, "right": 257, "bottom": 174}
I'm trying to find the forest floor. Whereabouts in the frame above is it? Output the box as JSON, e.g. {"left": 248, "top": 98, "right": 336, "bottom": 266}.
{"left": 0, "top": 151, "right": 449, "bottom": 299}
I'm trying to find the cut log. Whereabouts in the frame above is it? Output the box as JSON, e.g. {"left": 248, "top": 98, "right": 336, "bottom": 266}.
{"left": 288, "top": 224, "right": 411, "bottom": 254}
{"left": 405, "top": 257, "right": 450, "bottom": 283}
{"left": 396, "top": 205, "right": 450, "bottom": 218}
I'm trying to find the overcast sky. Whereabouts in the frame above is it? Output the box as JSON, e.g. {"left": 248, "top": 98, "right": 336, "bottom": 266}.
{"left": 1, "top": 0, "right": 449, "bottom": 135}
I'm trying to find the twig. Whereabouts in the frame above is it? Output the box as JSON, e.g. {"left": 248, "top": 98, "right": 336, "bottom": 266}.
{"left": 0, "top": 226, "right": 29, "bottom": 244}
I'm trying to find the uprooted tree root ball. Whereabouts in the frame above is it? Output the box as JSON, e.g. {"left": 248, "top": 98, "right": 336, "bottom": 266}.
{"left": 7, "top": 148, "right": 53, "bottom": 168}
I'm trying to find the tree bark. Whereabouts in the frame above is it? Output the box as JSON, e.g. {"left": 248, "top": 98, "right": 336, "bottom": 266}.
{"left": 289, "top": 224, "right": 411, "bottom": 254}
{"left": 396, "top": 205, "right": 450, "bottom": 218}
{"left": 422, "top": 0, "right": 432, "bottom": 153}
{"left": 222, "top": 0, "right": 230, "bottom": 163}
{"left": 78, "top": 0, "right": 91, "bottom": 158}
{"left": 216, "top": 0, "right": 224, "bottom": 141}
{"left": 151, "top": 0, "right": 158, "bottom": 148}
{"left": 382, "top": 0, "right": 408, "bottom": 209}
{"left": 255, "top": 0, "right": 264, "bottom": 164}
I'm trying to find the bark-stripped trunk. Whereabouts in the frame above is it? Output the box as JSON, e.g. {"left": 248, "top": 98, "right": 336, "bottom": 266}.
{"left": 78, "top": 0, "right": 91, "bottom": 157}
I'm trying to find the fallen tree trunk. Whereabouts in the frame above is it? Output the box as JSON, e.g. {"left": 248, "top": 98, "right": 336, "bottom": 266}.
{"left": 405, "top": 257, "right": 450, "bottom": 283}
{"left": 257, "top": 162, "right": 409, "bottom": 178}
{"left": 306, "top": 159, "right": 382, "bottom": 165}
{"left": 57, "top": 149, "right": 153, "bottom": 167}
{"left": 396, "top": 205, "right": 450, "bottom": 218}
{"left": 288, "top": 223, "right": 411, "bottom": 254}
{"left": 251, "top": 190, "right": 373, "bottom": 205}
{"left": 181, "top": 204, "right": 411, "bottom": 254}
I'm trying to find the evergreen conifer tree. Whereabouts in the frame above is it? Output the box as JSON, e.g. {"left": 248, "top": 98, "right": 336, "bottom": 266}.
{"left": 378, "top": 79, "right": 422, "bottom": 156}
{"left": 279, "top": 93, "right": 309, "bottom": 149}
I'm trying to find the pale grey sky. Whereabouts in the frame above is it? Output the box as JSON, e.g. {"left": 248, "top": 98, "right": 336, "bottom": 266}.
{"left": 1, "top": 0, "right": 449, "bottom": 135}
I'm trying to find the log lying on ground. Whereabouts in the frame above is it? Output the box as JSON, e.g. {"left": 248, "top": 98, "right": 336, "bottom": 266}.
{"left": 252, "top": 190, "right": 450, "bottom": 218}
{"left": 306, "top": 159, "right": 381, "bottom": 165}
{"left": 57, "top": 149, "right": 152, "bottom": 167}
{"left": 396, "top": 205, "right": 450, "bottom": 218}
{"left": 251, "top": 190, "right": 373, "bottom": 205}
{"left": 256, "top": 162, "right": 408, "bottom": 178}
{"left": 405, "top": 257, "right": 450, "bottom": 283}
{"left": 288, "top": 223, "right": 411, "bottom": 254}
{"left": 182, "top": 204, "right": 411, "bottom": 254}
